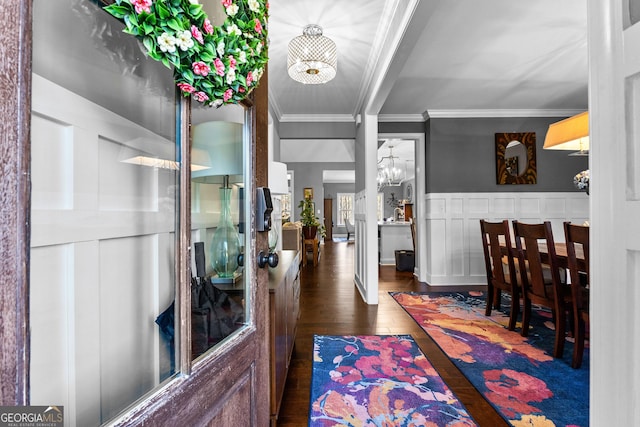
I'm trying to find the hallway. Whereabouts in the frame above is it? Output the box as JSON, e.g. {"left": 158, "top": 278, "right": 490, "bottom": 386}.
{"left": 277, "top": 241, "right": 508, "bottom": 426}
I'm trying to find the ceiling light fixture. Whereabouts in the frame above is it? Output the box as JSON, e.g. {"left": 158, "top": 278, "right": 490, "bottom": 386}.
{"left": 377, "top": 146, "right": 406, "bottom": 190}
{"left": 287, "top": 24, "right": 337, "bottom": 84}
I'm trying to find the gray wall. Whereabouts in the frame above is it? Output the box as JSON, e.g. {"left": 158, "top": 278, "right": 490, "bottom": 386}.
{"left": 278, "top": 121, "right": 356, "bottom": 139}
{"left": 275, "top": 116, "right": 588, "bottom": 227}
{"left": 379, "top": 121, "right": 426, "bottom": 134}
{"left": 427, "top": 117, "right": 589, "bottom": 193}
{"left": 287, "top": 162, "right": 355, "bottom": 224}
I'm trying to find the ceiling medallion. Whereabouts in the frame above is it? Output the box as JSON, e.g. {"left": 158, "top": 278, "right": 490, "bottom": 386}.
{"left": 287, "top": 24, "right": 337, "bottom": 84}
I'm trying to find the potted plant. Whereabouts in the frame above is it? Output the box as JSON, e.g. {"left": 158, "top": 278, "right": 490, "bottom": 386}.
{"left": 298, "top": 198, "right": 323, "bottom": 239}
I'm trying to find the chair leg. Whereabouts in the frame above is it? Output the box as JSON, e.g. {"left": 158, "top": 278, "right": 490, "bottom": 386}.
{"left": 521, "top": 298, "right": 531, "bottom": 337}
{"left": 485, "top": 285, "right": 494, "bottom": 316}
{"left": 553, "top": 308, "right": 566, "bottom": 359}
{"left": 507, "top": 291, "right": 518, "bottom": 331}
{"left": 493, "top": 289, "right": 502, "bottom": 310}
{"left": 572, "top": 318, "right": 585, "bottom": 368}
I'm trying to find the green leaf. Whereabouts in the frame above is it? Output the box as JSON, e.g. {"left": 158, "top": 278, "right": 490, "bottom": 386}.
{"left": 156, "top": 2, "right": 170, "bottom": 20}
{"left": 142, "top": 22, "right": 154, "bottom": 35}
{"left": 142, "top": 36, "right": 154, "bottom": 53}
{"left": 147, "top": 49, "right": 163, "bottom": 61}
{"left": 169, "top": 55, "right": 182, "bottom": 68}
{"left": 183, "top": 70, "right": 195, "bottom": 83}
{"left": 143, "top": 12, "right": 157, "bottom": 26}
{"left": 125, "top": 12, "right": 139, "bottom": 27}
{"left": 103, "top": 5, "right": 130, "bottom": 19}
{"left": 161, "top": 57, "right": 171, "bottom": 69}
{"left": 200, "top": 51, "right": 214, "bottom": 62}
{"left": 189, "top": 4, "right": 203, "bottom": 16}
{"left": 166, "top": 18, "right": 182, "bottom": 32}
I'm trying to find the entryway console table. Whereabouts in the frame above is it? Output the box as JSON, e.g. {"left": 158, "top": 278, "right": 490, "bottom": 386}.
{"left": 269, "top": 250, "right": 300, "bottom": 425}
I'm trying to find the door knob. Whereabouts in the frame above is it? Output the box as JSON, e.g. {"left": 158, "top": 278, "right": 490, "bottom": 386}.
{"left": 257, "top": 251, "right": 278, "bottom": 268}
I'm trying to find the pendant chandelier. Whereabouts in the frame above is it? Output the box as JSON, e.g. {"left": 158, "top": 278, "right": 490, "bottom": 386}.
{"left": 377, "top": 146, "right": 406, "bottom": 190}
{"left": 287, "top": 24, "right": 337, "bottom": 84}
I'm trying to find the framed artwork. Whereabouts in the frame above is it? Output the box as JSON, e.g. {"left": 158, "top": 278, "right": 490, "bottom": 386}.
{"left": 304, "top": 187, "right": 314, "bottom": 200}
{"left": 495, "top": 132, "right": 537, "bottom": 185}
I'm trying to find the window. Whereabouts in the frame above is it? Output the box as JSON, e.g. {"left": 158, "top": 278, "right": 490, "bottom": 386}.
{"left": 377, "top": 193, "right": 384, "bottom": 222}
{"left": 337, "top": 193, "right": 354, "bottom": 226}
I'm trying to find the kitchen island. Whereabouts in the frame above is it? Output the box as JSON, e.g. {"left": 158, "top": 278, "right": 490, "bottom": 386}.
{"left": 378, "top": 221, "right": 413, "bottom": 265}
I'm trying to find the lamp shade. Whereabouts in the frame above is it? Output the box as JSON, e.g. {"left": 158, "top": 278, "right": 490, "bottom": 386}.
{"left": 269, "top": 161, "right": 289, "bottom": 195}
{"left": 543, "top": 111, "right": 589, "bottom": 152}
{"left": 191, "top": 121, "right": 243, "bottom": 184}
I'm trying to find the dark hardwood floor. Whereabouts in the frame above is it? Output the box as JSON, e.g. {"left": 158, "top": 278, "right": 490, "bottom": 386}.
{"left": 277, "top": 240, "right": 509, "bottom": 426}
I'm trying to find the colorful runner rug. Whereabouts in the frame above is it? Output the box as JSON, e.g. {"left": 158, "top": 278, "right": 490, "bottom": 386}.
{"left": 391, "top": 291, "right": 589, "bottom": 427}
{"left": 309, "top": 334, "right": 478, "bottom": 426}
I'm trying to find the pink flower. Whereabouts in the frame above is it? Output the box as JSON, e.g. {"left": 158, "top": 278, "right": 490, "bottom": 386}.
{"left": 193, "top": 92, "right": 209, "bottom": 102}
{"left": 223, "top": 89, "right": 233, "bottom": 102}
{"left": 177, "top": 82, "right": 196, "bottom": 94}
{"left": 228, "top": 55, "right": 237, "bottom": 70}
{"left": 221, "top": 0, "right": 232, "bottom": 7}
{"left": 191, "top": 25, "right": 204, "bottom": 44}
{"left": 132, "top": 0, "right": 153, "bottom": 14}
{"left": 192, "top": 61, "right": 210, "bottom": 76}
{"left": 254, "top": 18, "right": 262, "bottom": 34}
{"left": 214, "top": 58, "right": 225, "bottom": 76}
{"left": 238, "top": 87, "right": 245, "bottom": 93}
{"left": 246, "top": 71, "right": 254, "bottom": 86}
{"left": 203, "top": 19, "right": 214, "bottom": 35}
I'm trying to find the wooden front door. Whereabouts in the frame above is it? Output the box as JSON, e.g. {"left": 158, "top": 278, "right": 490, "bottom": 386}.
{"left": 1, "top": 1, "right": 269, "bottom": 425}
{"left": 324, "top": 198, "right": 333, "bottom": 240}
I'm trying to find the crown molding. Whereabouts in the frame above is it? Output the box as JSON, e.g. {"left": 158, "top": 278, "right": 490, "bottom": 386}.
{"left": 278, "top": 113, "right": 356, "bottom": 123}
{"left": 426, "top": 109, "right": 586, "bottom": 119}
{"left": 272, "top": 109, "right": 587, "bottom": 124}
{"left": 378, "top": 113, "right": 427, "bottom": 123}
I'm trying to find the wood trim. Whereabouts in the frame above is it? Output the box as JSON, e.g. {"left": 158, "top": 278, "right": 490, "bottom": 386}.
{"left": 178, "top": 96, "right": 192, "bottom": 374}
{"left": 0, "top": 0, "right": 32, "bottom": 406}
{"left": 252, "top": 65, "right": 270, "bottom": 427}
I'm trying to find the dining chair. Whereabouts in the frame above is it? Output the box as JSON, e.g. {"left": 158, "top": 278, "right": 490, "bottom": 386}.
{"left": 479, "top": 219, "right": 520, "bottom": 330}
{"left": 512, "top": 220, "right": 571, "bottom": 359}
{"left": 563, "top": 221, "right": 590, "bottom": 368}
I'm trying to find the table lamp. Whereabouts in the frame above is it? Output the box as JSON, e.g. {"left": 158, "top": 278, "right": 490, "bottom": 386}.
{"left": 192, "top": 121, "right": 243, "bottom": 283}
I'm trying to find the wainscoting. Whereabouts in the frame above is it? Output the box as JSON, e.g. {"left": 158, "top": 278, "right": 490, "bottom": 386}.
{"left": 422, "top": 192, "right": 589, "bottom": 286}
{"left": 30, "top": 74, "right": 177, "bottom": 425}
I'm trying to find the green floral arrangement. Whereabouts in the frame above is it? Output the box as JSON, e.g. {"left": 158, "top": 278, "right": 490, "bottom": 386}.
{"left": 104, "top": 0, "right": 268, "bottom": 106}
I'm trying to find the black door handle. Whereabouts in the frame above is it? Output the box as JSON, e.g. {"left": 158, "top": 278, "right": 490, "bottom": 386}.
{"left": 257, "top": 251, "right": 278, "bottom": 268}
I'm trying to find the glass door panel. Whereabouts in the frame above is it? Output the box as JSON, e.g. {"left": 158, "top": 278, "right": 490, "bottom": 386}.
{"left": 31, "top": 0, "right": 179, "bottom": 424}
{"left": 190, "top": 103, "right": 250, "bottom": 360}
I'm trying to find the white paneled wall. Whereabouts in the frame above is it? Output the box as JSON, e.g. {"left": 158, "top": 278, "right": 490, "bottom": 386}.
{"left": 423, "top": 192, "right": 589, "bottom": 286}
{"left": 354, "top": 189, "right": 367, "bottom": 300}
{"left": 30, "top": 74, "right": 176, "bottom": 426}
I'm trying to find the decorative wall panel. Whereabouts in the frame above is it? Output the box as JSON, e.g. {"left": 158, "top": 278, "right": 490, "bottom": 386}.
{"left": 626, "top": 71, "right": 640, "bottom": 200}
{"left": 422, "top": 192, "right": 589, "bottom": 286}
{"left": 30, "top": 75, "right": 176, "bottom": 426}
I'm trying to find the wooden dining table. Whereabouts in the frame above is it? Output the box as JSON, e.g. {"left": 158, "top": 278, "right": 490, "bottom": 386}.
{"left": 499, "top": 238, "right": 586, "bottom": 271}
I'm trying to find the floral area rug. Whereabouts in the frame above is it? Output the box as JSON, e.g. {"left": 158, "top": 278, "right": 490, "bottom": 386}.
{"left": 309, "top": 334, "right": 479, "bottom": 426}
{"left": 390, "top": 292, "right": 589, "bottom": 427}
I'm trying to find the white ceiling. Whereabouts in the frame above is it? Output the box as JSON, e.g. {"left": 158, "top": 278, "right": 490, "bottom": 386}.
{"left": 268, "top": 0, "right": 589, "bottom": 122}
{"left": 268, "top": 0, "right": 588, "bottom": 184}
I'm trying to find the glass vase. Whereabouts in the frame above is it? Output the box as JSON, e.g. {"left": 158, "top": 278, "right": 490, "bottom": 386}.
{"left": 210, "top": 187, "right": 240, "bottom": 278}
